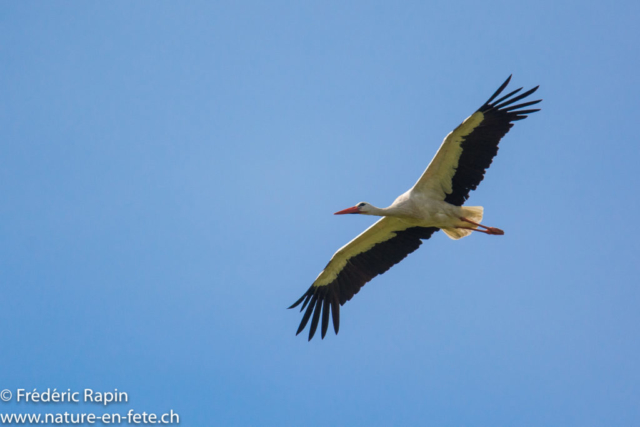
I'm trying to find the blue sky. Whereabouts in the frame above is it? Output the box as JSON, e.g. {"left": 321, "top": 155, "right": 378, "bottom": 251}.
{"left": 1, "top": 1, "right": 639, "bottom": 426}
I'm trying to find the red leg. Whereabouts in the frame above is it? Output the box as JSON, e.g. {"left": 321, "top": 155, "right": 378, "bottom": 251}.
{"left": 459, "top": 218, "right": 505, "bottom": 236}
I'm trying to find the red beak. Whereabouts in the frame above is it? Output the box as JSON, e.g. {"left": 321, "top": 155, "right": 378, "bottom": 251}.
{"left": 334, "top": 206, "right": 361, "bottom": 215}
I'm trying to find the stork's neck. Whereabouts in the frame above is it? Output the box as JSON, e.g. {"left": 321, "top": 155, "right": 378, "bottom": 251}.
{"left": 366, "top": 204, "right": 413, "bottom": 218}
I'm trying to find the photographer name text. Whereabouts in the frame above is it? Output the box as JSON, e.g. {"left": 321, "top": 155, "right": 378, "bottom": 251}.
{"left": 15, "top": 388, "right": 127, "bottom": 406}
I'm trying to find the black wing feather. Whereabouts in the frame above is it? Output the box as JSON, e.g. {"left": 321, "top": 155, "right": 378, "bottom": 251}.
{"left": 444, "top": 77, "right": 541, "bottom": 206}
{"left": 321, "top": 295, "right": 331, "bottom": 339}
{"left": 308, "top": 297, "right": 323, "bottom": 341}
{"left": 330, "top": 294, "right": 340, "bottom": 334}
{"left": 290, "top": 226, "right": 438, "bottom": 340}
{"left": 492, "top": 87, "right": 522, "bottom": 106}
{"left": 296, "top": 294, "right": 317, "bottom": 335}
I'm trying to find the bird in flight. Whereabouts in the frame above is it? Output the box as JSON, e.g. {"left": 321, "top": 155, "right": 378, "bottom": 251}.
{"left": 290, "top": 76, "right": 541, "bottom": 340}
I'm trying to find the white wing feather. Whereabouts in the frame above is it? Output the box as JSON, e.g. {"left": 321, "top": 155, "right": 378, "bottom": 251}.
{"left": 411, "top": 111, "right": 484, "bottom": 200}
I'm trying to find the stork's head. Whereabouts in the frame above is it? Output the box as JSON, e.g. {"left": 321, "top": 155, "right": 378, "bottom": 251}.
{"left": 334, "top": 202, "right": 373, "bottom": 215}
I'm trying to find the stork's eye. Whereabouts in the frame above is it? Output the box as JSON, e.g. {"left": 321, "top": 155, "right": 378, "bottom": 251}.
{"left": 358, "top": 203, "right": 366, "bottom": 208}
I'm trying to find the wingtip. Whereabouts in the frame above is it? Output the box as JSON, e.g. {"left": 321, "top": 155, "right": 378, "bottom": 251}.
{"left": 493, "top": 85, "right": 542, "bottom": 110}
{"left": 295, "top": 318, "right": 306, "bottom": 335}
{"left": 308, "top": 326, "right": 317, "bottom": 341}
{"left": 288, "top": 294, "right": 306, "bottom": 310}
{"left": 484, "top": 75, "right": 514, "bottom": 106}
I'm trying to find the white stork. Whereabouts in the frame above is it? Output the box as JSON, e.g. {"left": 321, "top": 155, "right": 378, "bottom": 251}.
{"left": 290, "top": 76, "right": 541, "bottom": 340}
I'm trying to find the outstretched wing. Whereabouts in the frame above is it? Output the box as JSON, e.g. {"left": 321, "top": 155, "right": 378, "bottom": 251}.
{"left": 413, "top": 76, "right": 541, "bottom": 205}
{"left": 290, "top": 217, "right": 438, "bottom": 340}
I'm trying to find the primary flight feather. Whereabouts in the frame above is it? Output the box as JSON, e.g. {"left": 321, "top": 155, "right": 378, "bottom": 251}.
{"left": 290, "top": 76, "right": 541, "bottom": 340}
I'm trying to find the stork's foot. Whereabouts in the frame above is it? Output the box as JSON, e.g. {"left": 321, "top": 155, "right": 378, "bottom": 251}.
{"left": 485, "top": 227, "right": 504, "bottom": 235}
{"left": 459, "top": 217, "right": 505, "bottom": 236}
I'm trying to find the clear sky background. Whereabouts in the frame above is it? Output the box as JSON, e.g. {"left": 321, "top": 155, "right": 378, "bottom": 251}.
{"left": 2, "top": 1, "right": 639, "bottom": 426}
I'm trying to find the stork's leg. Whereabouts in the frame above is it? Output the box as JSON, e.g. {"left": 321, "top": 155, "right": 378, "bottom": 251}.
{"left": 459, "top": 217, "right": 505, "bottom": 235}
{"left": 458, "top": 227, "right": 504, "bottom": 235}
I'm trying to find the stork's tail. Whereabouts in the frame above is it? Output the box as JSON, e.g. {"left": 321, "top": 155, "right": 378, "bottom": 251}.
{"left": 442, "top": 206, "right": 484, "bottom": 240}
